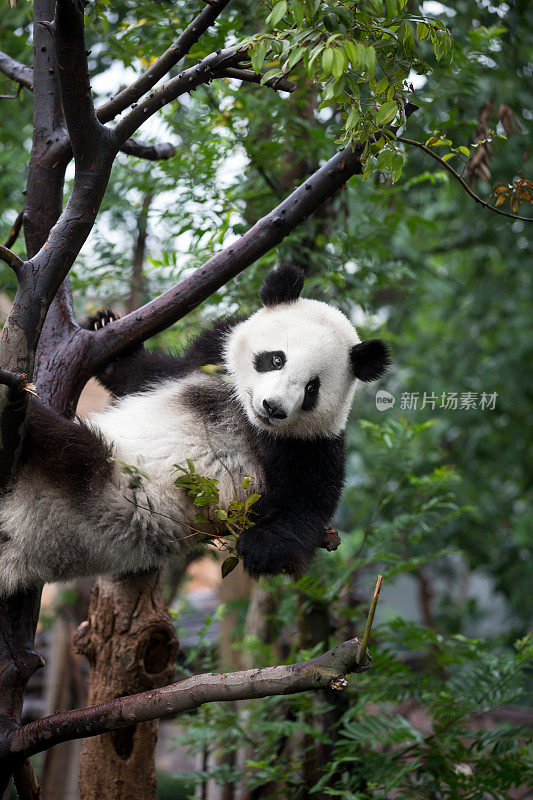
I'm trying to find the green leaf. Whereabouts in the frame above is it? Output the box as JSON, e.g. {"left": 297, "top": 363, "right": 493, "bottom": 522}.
{"left": 416, "top": 22, "right": 429, "bottom": 41}
{"left": 251, "top": 42, "right": 267, "bottom": 74}
{"left": 364, "top": 45, "right": 376, "bottom": 75}
{"left": 245, "top": 493, "right": 262, "bottom": 510}
{"left": 345, "top": 107, "right": 360, "bottom": 130}
{"left": 221, "top": 556, "right": 240, "bottom": 578}
{"left": 287, "top": 46, "right": 305, "bottom": 71}
{"left": 292, "top": 0, "right": 305, "bottom": 26}
{"left": 260, "top": 68, "right": 283, "bottom": 85}
{"left": 267, "top": 1, "right": 287, "bottom": 28}
{"left": 376, "top": 100, "right": 398, "bottom": 126}
{"left": 332, "top": 48, "right": 347, "bottom": 80}
{"left": 344, "top": 40, "right": 358, "bottom": 69}
{"left": 386, "top": 0, "right": 399, "bottom": 19}
{"left": 322, "top": 47, "right": 334, "bottom": 75}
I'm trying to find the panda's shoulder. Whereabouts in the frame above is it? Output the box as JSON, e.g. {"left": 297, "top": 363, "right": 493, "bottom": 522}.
{"left": 180, "top": 316, "right": 245, "bottom": 371}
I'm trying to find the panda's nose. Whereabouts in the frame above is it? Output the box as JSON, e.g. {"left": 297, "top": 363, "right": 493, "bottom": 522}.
{"left": 263, "top": 399, "right": 287, "bottom": 420}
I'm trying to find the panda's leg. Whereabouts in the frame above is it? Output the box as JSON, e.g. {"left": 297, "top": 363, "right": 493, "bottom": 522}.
{"left": 0, "top": 399, "right": 191, "bottom": 594}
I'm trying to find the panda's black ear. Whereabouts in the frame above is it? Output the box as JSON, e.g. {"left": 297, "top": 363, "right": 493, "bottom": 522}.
{"left": 350, "top": 339, "right": 391, "bottom": 382}
{"left": 259, "top": 265, "right": 305, "bottom": 306}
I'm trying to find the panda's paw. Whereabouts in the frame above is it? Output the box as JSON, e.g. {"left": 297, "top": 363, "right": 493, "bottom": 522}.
{"left": 80, "top": 309, "right": 119, "bottom": 331}
{"left": 237, "top": 532, "right": 311, "bottom": 578}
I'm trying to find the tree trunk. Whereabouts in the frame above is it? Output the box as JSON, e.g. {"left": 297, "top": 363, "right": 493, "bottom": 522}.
{"left": 0, "top": 1, "right": 65, "bottom": 794}
{"left": 41, "top": 585, "right": 89, "bottom": 800}
{"left": 73, "top": 572, "right": 179, "bottom": 800}
{"left": 127, "top": 191, "right": 152, "bottom": 314}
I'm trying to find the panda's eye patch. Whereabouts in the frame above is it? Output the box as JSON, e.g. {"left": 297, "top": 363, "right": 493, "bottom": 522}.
{"left": 254, "top": 351, "right": 286, "bottom": 372}
{"left": 302, "top": 377, "right": 320, "bottom": 411}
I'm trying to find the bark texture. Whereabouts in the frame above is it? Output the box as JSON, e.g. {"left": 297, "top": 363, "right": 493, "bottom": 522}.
{"left": 73, "top": 573, "right": 179, "bottom": 800}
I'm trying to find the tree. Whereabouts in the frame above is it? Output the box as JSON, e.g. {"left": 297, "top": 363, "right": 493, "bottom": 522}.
{"left": 0, "top": 1, "right": 531, "bottom": 798}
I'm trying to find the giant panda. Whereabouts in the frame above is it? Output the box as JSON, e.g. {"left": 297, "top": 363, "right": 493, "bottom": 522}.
{"left": 0, "top": 265, "right": 389, "bottom": 596}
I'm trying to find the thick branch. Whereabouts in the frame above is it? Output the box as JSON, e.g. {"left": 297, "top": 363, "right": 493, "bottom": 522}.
{"left": 42, "top": 0, "right": 105, "bottom": 157}
{"left": 11, "top": 637, "right": 366, "bottom": 759}
{"left": 92, "top": 145, "right": 363, "bottom": 359}
{"left": 114, "top": 48, "right": 246, "bottom": 144}
{"left": 97, "top": 0, "right": 231, "bottom": 124}
{"left": 0, "top": 50, "right": 33, "bottom": 90}
{"left": 121, "top": 137, "right": 176, "bottom": 161}
{"left": 397, "top": 135, "right": 533, "bottom": 223}
{"left": 28, "top": 0, "right": 116, "bottom": 302}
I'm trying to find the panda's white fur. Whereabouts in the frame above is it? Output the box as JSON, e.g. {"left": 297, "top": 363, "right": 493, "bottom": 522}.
{"left": 0, "top": 266, "right": 389, "bottom": 594}
{"left": 0, "top": 374, "right": 262, "bottom": 595}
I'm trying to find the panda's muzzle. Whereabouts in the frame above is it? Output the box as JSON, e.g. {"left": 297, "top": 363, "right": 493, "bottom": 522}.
{"left": 262, "top": 399, "right": 287, "bottom": 420}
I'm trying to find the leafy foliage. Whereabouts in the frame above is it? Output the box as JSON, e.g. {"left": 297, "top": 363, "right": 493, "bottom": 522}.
{"left": 173, "top": 460, "right": 260, "bottom": 575}
{"left": 169, "top": 418, "right": 533, "bottom": 798}
{"left": 246, "top": 0, "right": 453, "bottom": 177}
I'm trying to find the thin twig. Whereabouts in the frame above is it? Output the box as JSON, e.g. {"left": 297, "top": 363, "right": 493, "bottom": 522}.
{"left": 0, "top": 244, "right": 24, "bottom": 274}
{"left": 356, "top": 575, "right": 383, "bottom": 665}
{"left": 397, "top": 135, "right": 533, "bottom": 223}
{"left": 3, "top": 209, "right": 23, "bottom": 249}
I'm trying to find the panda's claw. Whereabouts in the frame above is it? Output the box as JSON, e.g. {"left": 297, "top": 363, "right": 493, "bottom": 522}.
{"left": 81, "top": 309, "right": 119, "bottom": 331}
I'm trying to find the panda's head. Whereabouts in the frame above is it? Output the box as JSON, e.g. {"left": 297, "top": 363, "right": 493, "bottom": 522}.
{"left": 224, "top": 265, "right": 390, "bottom": 438}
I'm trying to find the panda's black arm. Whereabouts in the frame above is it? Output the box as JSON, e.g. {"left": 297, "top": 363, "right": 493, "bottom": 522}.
{"left": 82, "top": 313, "right": 243, "bottom": 398}
{"left": 238, "top": 434, "right": 346, "bottom": 577}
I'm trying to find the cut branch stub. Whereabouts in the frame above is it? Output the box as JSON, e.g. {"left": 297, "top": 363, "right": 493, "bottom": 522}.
{"left": 0, "top": 244, "right": 24, "bottom": 275}
{"left": 0, "top": 50, "right": 33, "bottom": 90}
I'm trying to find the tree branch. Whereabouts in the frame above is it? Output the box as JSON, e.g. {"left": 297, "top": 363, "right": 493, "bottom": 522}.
{"left": 0, "top": 53, "right": 180, "bottom": 165}
{"left": 0, "top": 50, "right": 33, "bottom": 90}
{"left": 96, "top": 0, "right": 232, "bottom": 124}
{"left": 91, "top": 145, "right": 363, "bottom": 359}
{"left": 0, "top": 368, "right": 29, "bottom": 394}
{"left": 10, "top": 636, "right": 368, "bottom": 759}
{"left": 41, "top": 1, "right": 105, "bottom": 158}
{"left": 4, "top": 208, "right": 23, "bottom": 249}
{"left": 0, "top": 244, "right": 24, "bottom": 275}
{"left": 397, "top": 135, "right": 533, "bottom": 223}
{"left": 219, "top": 67, "right": 296, "bottom": 93}
{"left": 29, "top": 0, "right": 116, "bottom": 303}
{"left": 113, "top": 47, "right": 246, "bottom": 145}
{"left": 120, "top": 137, "right": 176, "bottom": 161}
